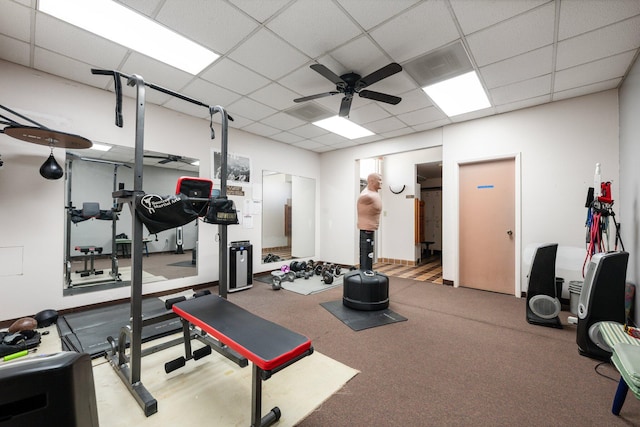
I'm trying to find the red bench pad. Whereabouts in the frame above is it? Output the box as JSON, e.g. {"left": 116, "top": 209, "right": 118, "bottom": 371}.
{"left": 172, "top": 295, "right": 311, "bottom": 371}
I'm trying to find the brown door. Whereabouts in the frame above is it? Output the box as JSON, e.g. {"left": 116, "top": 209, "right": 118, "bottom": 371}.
{"left": 459, "top": 158, "right": 515, "bottom": 294}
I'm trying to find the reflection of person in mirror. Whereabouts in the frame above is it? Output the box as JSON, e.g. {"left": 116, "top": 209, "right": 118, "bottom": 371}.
{"left": 357, "top": 173, "right": 382, "bottom": 271}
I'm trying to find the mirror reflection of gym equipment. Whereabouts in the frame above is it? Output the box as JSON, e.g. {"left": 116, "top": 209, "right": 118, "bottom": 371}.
{"left": 261, "top": 170, "right": 315, "bottom": 264}
{"left": 63, "top": 148, "right": 199, "bottom": 295}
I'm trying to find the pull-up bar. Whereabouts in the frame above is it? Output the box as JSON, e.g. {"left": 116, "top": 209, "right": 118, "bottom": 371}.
{"left": 92, "top": 69, "right": 238, "bottom": 417}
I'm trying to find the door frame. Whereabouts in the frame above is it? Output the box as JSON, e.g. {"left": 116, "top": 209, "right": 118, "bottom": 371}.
{"left": 453, "top": 153, "right": 522, "bottom": 297}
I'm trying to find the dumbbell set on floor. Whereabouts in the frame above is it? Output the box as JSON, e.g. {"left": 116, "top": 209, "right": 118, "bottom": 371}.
{"left": 271, "top": 260, "right": 356, "bottom": 290}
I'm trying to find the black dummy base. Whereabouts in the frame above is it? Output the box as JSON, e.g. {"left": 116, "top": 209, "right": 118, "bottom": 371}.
{"left": 343, "top": 269, "right": 389, "bottom": 311}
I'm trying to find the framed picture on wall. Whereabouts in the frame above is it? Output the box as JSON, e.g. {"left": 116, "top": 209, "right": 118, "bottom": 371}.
{"left": 211, "top": 150, "right": 251, "bottom": 185}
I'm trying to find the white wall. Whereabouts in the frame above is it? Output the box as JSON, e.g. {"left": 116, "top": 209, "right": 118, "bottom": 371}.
{"left": 0, "top": 60, "right": 319, "bottom": 320}
{"left": 443, "top": 91, "right": 619, "bottom": 292}
{"left": 619, "top": 54, "right": 640, "bottom": 323}
{"left": 319, "top": 90, "right": 619, "bottom": 298}
{"left": 319, "top": 130, "right": 443, "bottom": 265}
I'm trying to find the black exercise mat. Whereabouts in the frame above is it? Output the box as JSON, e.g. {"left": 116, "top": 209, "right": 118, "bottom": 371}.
{"left": 168, "top": 260, "right": 196, "bottom": 267}
{"left": 320, "top": 300, "right": 407, "bottom": 331}
{"left": 57, "top": 297, "right": 182, "bottom": 358}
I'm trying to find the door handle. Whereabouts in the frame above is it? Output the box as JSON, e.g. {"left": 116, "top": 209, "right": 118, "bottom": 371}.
{"left": 506, "top": 230, "right": 513, "bottom": 236}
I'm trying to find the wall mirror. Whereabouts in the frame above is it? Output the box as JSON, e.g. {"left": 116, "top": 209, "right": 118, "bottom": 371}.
{"left": 262, "top": 170, "right": 315, "bottom": 264}
{"left": 63, "top": 146, "right": 199, "bottom": 296}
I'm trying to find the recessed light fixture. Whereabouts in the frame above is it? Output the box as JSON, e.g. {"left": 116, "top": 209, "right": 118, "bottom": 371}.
{"left": 312, "top": 116, "right": 374, "bottom": 139}
{"left": 423, "top": 71, "right": 491, "bottom": 117}
{"left": 191, "top": 160, "right": 200, "bottom": 166}
{"left": 90, "top": 143, "right": 112, "bottom": 151}
{"left": 38, "top": 0, "right": 219, "bottom": 75}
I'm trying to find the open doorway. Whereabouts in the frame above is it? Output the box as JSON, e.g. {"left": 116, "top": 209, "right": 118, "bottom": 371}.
{"left": 416, "top": 162, "right": 442, "bottom": 267}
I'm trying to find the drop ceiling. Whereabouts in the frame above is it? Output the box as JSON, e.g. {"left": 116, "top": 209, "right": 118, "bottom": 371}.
{"left": 1, "top": 0, "right": 639, "bottom": 154}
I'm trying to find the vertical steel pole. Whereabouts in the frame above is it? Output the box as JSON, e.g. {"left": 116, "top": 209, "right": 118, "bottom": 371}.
{"left": 212, "top": 106, "right": 230, "bottom": 299}
{"left": 128, "top": 74, "right": 146, "bottom": 384}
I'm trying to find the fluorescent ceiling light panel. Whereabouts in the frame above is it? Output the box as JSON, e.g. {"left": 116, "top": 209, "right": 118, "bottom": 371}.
{"left": 90, "top": 143, "right": 112, "bottom": 151}
{"left": 423, "top": 71, "right": 491, "bottom": 117}
{"left": 38, "top": 0, "right": 219, "bottom": 75}
{"left": 312, "top": 116, "right": 374, "bottom": 140}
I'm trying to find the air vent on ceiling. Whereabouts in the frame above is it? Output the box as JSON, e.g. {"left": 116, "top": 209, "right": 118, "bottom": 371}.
{"left": 403, "top": 41, "right": 473, "bottom": 87}
{"left": 285, "top": 103, "right": 334, "bottom": 122}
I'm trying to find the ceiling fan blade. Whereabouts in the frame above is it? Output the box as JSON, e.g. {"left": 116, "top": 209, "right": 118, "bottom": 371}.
{"left": 158, "top": 158, "right": 174, "bottom": 164}
{"left": 359, "top": 90, "right": 402, "bottom": 105}
{"left": 358, "top": 63, "right": 402, "bottom": 89}
{"left": 310, "top": 64, "right": 345, "bottom": 85}
{"left": 339, "top": 96, "right": 353, "bottom": 117}
{"left": 294, "top": 91, "right": 340, "bottom": 103}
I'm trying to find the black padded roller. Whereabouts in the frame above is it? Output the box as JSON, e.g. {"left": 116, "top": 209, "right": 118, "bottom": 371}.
{"left": 193, "top": 345, "right": 212, "bottom": 360}
{"left": 164, "top": 356, "right": 186, "bottom": 373}
{"left": 193, "top": 289, "right": 212, "bottom": 298}
{"left": 165, "top": 296, "right": 187, "bottom": 310}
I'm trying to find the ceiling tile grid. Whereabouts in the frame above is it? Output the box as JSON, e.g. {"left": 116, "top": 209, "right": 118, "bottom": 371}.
{"left": 0, "top": 0, "right": 639, "bottom": 153}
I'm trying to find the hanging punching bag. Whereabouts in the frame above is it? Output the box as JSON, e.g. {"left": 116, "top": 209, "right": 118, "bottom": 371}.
{"left": 40, "top": 152, "right": 64, "bottom": 180}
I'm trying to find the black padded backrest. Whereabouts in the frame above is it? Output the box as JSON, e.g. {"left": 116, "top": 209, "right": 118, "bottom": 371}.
{"left": 81, "top": 202, "right": 100, "bottom": 218}
{"left": 527, "top": 243, "right": 558, "bottom": 299}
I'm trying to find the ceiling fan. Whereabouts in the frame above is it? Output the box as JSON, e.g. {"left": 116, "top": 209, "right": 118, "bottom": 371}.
{"left": 294, "top": 63, "right": 403, "bottom": 118}
{"left": 143, "top": 154, "right": 193, "bottom": 165}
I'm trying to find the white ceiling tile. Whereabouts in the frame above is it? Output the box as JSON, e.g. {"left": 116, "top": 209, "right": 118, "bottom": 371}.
{"left": 371, "top": 1, "right": 459, "bottom": 63}
{"left": 327, "top": 140, "right": 355, "bottom": 150}
{"left": 412, "top": 119, "right": 451, "bottom": 132}
{"left": 336, "top": 0, "right": 420, "bottom": 30}
{"left": 558, "top": 0, "right": 640, "bottom": 40}
{"left": 0, "top": 1, "right": 31, "bottom": 42}
{"left": 242, "top": 122, "right": 280, "bottom": 137}
{"left": 451, "top": 0, "right": 549, "bottom": 35}
{"left": 314, "top": 132, "right": 349, "bottom": 146}
{"left": 231, "top": 0, "right": 291, "bottom": 23}
{"left": 553, "top": 78, "right": 621, "bottom": 102}
{"left": 467, "top": 2, "right": 555, "bottom": 66}
{"left": 328, "top": 36, "right": 390, "bottom": 76}
{"left": 200, "top": 58, "right": 270, "bottom": 95}
{"left": 349, "top": 103, "right": 391, "bottom": 124}
{"left": 269, "top": 131, "right": 305, "bottom": 144}
{"left": 224, "top": 113, "right": 252, "bottom": 129}
{"left": 249, "top": 83, "right": 302, "bottom": 111}
{"left": 35, "top": 13, "right": 128, "bottom": 69}
{"left": 379, "top": 88, "right": 433, "bottom": 115}
{"left": 33, "top": 48, "right": 107, "bottom": 89}
{"left": 121, "top": 52, "right": 193, "bottom": 89}
{"left": 556, "top": 15, "right": 640, "bottom": 70}
{"left": 267, "top": 0, "right": 361, "bottom": 58}
{"left": 227, "top": 97, "right": 277, "bottom": 121}
{"left": 381, "top": 126, "right": 415, "bottom": 139}
{"left": 494, "top": 94, "right": 550, "bottom": 114}
{"left": 289, "top": 124, "right": 329, "bottom": 139}
{"left": 156, "top": 0, "right": 258, "bottom": 54}
{"left": 364, "top": 116, "right": 406, "bottom": 134}
{"left": 555, "top": 50, "right": 637, "bottom": 92}
{"left": 480, "top": 46, "right": 553, "bottom": 89}
{"left": 398, "top": 107, "right": 447, "bottom": 126}
{"left": 260, "top": 113, "right": 306, "bottom": 131}
{"left": 489, "top": 74, "right": 552, "bottom": 105}
{"left": 160, "top": 98, "right": 210, "bottom": 119}
{"left": 277, "top": 63, "right": 335, "bottom": 97}
{"left": 229, "top": 28, "right": 309, "bottom": 80}
{"left": 292, "top": 139, "right": 326, "bottom": 150}
{"left": 364, "top": 71, "right": 416, "bottom": 97}
{"left": 0, "top": 35, "right": 30, "bottom": 67}
{"left": 178, "top": 78, "right": 242, "bottom": 108}
{"left": 115, "top": 0, "right": 164, "bottom": 17}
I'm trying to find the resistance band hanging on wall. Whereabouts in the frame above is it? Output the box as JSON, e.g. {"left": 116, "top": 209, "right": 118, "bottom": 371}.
{"left": 583, "top": 164, "right": 624, "bottom": 277}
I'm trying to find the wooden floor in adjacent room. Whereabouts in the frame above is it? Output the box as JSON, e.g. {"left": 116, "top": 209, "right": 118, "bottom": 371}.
{"left": 374, "top": 253, "right": 443, "bottom": 284}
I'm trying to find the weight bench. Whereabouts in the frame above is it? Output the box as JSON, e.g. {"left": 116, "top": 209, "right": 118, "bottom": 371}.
{"left": 171, "top": 294, "right": 313, "bottom": 427}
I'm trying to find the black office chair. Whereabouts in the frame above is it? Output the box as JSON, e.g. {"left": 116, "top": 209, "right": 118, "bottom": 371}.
{"left": 526, "top": 243, "right": 562, "bottom": 329}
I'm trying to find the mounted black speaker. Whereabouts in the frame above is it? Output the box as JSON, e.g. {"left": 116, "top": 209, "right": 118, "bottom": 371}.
{"left": 526, "top": 243, "right": 562, "bottom": 328}
{"left": 577, "top": 251, "right": 629, "bottom": 360}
